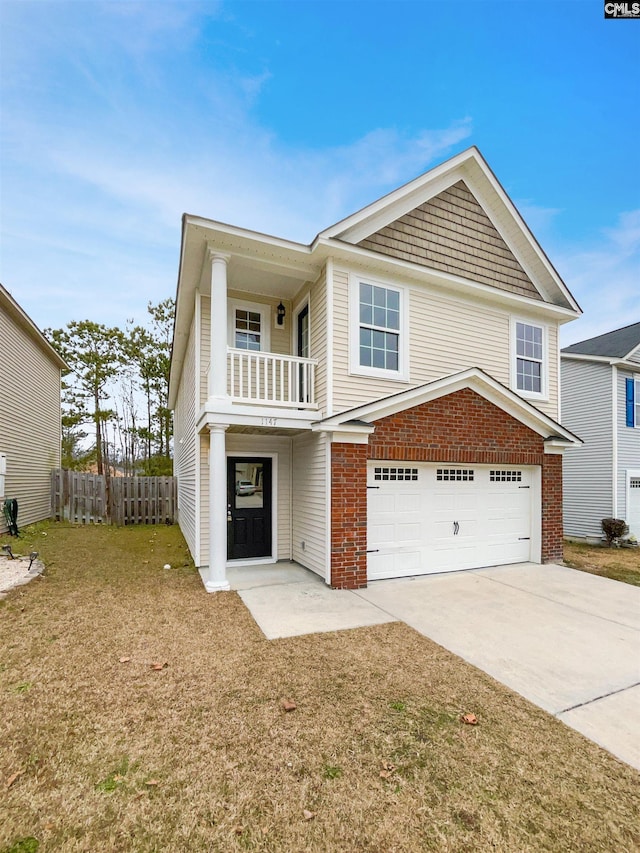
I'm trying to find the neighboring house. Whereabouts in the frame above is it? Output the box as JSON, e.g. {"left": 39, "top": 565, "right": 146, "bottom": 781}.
{"left": 561, "top": 323, "right": 640, "bottom": 541}
{"left": 0, "top": 284, "right": 67, "bottom": 533}
{"left": 169, "top": 147, "right": 582, "bottom": 591}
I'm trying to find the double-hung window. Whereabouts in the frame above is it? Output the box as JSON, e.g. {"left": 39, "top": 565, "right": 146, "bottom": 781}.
{"left": 513, "top": 319, "right": 545, "bottom": 397}
{"left": 351, "top": 277, "right": 407, "bottom": 379}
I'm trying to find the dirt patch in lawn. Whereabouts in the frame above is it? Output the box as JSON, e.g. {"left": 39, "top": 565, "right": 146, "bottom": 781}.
{"left": 564, "top": 539, "right": 640, "bottom": 586}
{"left": 1, "top": 523, "right": 638, "bottom": 852}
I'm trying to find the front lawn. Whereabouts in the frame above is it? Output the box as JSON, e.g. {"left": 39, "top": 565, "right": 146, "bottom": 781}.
{"left": 1, "top": 523, "right": 638, "bottom": 852}
{"left": 564, "top": 539, "right": 640, "bottom": 586}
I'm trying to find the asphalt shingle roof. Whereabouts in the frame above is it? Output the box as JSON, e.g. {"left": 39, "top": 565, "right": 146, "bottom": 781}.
{"left": 561, "top": 322, "right": 640, "bottom": 358}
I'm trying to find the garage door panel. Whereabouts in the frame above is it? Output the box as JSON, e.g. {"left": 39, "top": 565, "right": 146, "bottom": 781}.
{"left": 368, "top": 463, "right": 534, "bottom": 580}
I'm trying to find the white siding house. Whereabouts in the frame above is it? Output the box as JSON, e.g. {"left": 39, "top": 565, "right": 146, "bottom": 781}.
{"left": 0, "top": 284, "right": 67, "bottom": 533}
{"left": 561, "top": 322, "right": 640, "bottom": 541}
{"left": 169, "top": 147, "right": 582, "bottom": 591}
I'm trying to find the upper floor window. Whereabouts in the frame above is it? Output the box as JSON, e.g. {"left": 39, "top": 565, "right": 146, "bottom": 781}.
{"left": 350, "top": 276, "right": 408, "bottom": 380}
{"left": 512, "top": 319, "right": 546, "bottom": 398}
{"left": 360, "top": 283, "right": 400, "bottom": 370}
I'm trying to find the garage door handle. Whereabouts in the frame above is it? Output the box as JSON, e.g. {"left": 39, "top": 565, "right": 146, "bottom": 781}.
{"left": 366, "top": 549, "right": 380, "bottom": 553}
{"left": 453, "top": 521, "right": 459, "bottom": 535}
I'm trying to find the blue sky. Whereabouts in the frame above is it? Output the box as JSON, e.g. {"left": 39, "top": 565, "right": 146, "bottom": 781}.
{"left": 0, "top": 0, "right": 638, "bottom": 346}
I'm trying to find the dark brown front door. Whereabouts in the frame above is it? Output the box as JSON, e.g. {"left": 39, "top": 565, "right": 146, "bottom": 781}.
{"left": 227, "top": 457, "right": 272, "bottom": 559}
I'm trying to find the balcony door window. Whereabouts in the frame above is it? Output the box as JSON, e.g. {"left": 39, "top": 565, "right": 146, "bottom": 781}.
{"left": 228, "top": 300, "right": 270, "bottom": 352}
{"left": 235, "top": 309, "right": 262, "bottom": 351}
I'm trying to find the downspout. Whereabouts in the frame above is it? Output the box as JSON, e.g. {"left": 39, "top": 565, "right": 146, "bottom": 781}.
{"left": 612, "top": 364, "right": 618, "bottom": 517}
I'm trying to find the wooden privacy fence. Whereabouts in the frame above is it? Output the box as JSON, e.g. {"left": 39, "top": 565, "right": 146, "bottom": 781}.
{"left": 51, "top": 470, "right": 177, "bottom": 525}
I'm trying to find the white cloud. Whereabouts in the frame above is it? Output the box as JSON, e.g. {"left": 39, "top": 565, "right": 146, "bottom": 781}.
{"left": 557, "top": 210, "right": 640, "bottom": 346}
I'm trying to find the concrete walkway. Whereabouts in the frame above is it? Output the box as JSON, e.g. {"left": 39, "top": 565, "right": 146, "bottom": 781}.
{"left": 231, "top": 561, "right": 640, "bottom": 772}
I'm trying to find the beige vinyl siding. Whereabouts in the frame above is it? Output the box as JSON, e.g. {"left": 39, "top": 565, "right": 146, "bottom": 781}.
{"left": 308, "top": 269, "right": 327, "bottom": 415}
{"left": 332, "top": 265, "right": 560, "bottom": 419}
{"left": 0, "top": 307, "right": 61, "bottom": 531}
{"left": 561, "top": 359, "right": 613, "bottom": 538}
{"left": 617, "top": 367, "right": 640, "bottom": 522}
{"left": 358, "top": 181, "right": 542, "bottom": 301}
{"left": 291, "top": 431, "right": 327, "bottom": 577}
{"left": 545, "top": 323, "right": 559, "bottom": 420}
{"left": 407, "top": 289, "right": 510, "bottom": 387}
{"left": 173, "top": 316, "right": 197, "bottom": 560}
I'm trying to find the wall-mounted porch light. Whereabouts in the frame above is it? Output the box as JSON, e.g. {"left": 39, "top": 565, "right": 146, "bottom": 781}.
{"left": 277, "top": 301, "right": 286, "bottom": 325}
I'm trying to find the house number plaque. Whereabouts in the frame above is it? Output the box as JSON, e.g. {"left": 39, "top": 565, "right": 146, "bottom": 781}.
{"left": 261, "top": 417, "right": 278, "bottom": 426}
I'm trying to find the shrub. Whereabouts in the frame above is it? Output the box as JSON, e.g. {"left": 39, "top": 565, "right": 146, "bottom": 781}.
{"left": 601, "top": 518, "right": 629, "bottom": 547}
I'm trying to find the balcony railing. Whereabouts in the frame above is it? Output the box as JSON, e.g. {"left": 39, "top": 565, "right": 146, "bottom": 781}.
{"left": 227, "top": 348, "right": 318, "bottom": 409}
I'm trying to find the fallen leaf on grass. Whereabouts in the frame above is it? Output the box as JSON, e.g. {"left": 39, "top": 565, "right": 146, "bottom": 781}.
{"left": 150, "top": 662, "right": 168, "bottom": 671}
{"left": 281, "top": 699, "right": 297, "bottom": 712}
{"left": 302, "top": 809, "right": 316, "bottom": 821}
{"left": 234, "top": 825, "right": 244, "bottom": 835}
{"left": 379, "top": 761, "right": 396, "bottom": 779}
{"left": 145, "top": 779, "right": 160, "bottom": 786}
{"left": 119, "top": 657, "right": 131, "bottom": 664}
{"left": 461, "top": 713, "right": 478, "bottom": 725}
{"left": 6, "top": 771, "right": 22, "bottom": 788}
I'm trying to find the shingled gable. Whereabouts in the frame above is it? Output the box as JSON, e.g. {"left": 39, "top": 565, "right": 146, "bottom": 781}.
{"left": 319, "top": 147, "right": 580, "bottom": 313}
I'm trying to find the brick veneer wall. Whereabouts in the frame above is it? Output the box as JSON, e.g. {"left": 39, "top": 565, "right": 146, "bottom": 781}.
{"left": 329, "top": 388, "right": 564, "bottom": 588}
{"left": 330, "top": 442, "right": 368, "bottom": 589}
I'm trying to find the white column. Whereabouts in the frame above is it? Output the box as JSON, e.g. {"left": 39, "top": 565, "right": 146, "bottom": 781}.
{"left": 206, "top": 423, "right": 230, "bottom": 592}
{"left": 209, "top": 251, "right": 231, "bottom": 402}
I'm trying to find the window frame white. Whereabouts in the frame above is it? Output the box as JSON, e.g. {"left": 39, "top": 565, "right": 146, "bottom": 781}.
{"left": 227, "top": 299, "right": 271, "bottom": 353}
{"left": 349, "top": 273, "right": 409, "bottom": 381}
{"left": 510, "top": 316, "right": 548, "bottom": 401}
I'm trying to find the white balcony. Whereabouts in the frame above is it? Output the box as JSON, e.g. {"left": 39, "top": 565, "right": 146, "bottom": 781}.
{"left": 227, "top": 348, "right": 318, "bottom": 409}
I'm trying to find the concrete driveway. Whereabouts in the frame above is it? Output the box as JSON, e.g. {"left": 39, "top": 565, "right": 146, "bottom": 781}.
{"left": 233, "top": 561, "right": 640, "bottom": 771}
{"left": 357, "top": 563, "right": 640, "bottom": 771}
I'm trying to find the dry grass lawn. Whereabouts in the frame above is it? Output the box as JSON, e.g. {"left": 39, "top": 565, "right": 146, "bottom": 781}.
{"left": 1, "top": 522, "right": 639, "bottom": 853}
{"left": 564, "top": 539, "right": 640, "bottom": 586}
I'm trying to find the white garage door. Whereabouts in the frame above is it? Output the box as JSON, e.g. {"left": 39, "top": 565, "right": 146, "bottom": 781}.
{"left": 367, "top": 463, "right": 534, "bottom": 581}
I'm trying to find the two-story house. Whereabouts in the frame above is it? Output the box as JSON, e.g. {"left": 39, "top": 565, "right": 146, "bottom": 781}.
{"left": 561, "top": 323, "right": 640, "bottom": 541}
{"left": 168, "top": 147, "right": 582, "bottom": 592}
